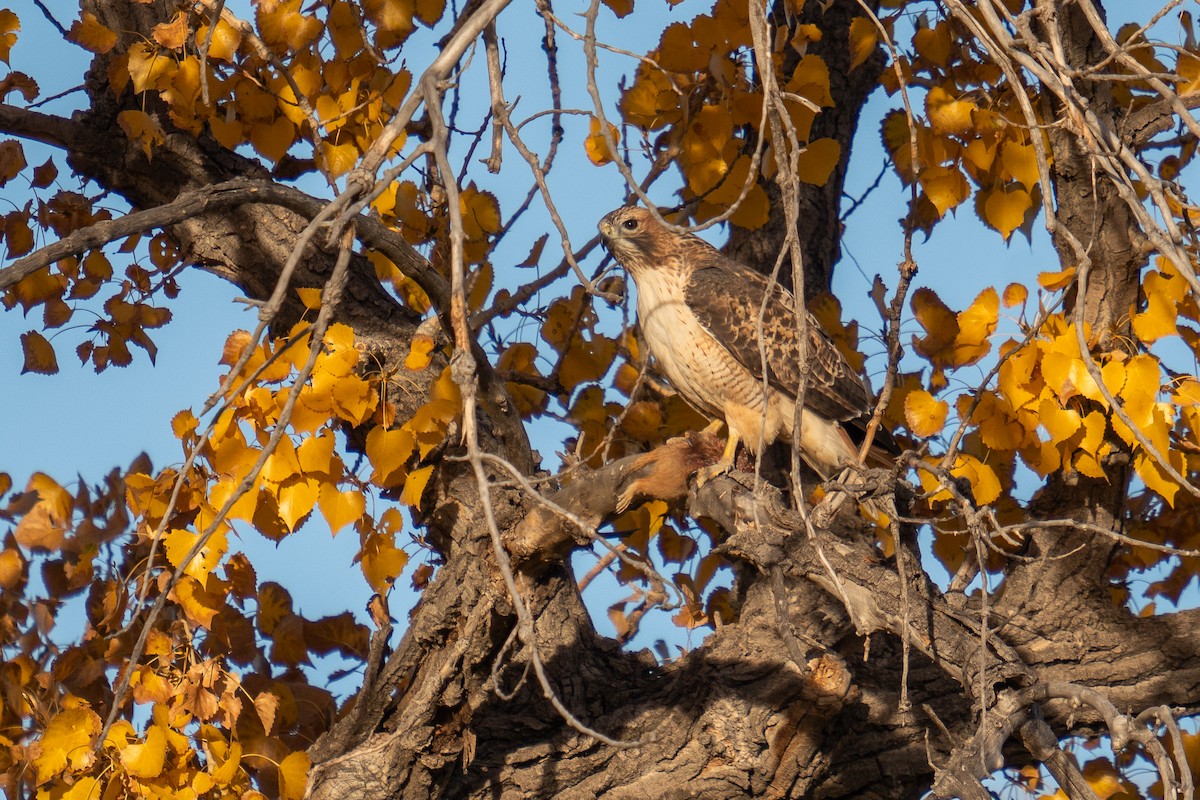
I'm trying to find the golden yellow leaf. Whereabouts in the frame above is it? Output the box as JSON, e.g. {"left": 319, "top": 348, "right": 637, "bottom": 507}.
{"left": 795, "top": 137, "right": 841, "bottom": 186}
{"left": 360, "top": 531, "right": 409, "bottom": 593}
{"left": 117, "top": 109, "right": 165, "bottom": 159}
{"left": 277, "top": 477, "right": 320, "bottom": 532}
{"left": 152, "top": 11, "right": 189, "bottom": 49}
{"left": 962, "top": 137, "right": 998, "bottom": 177}
{"left": 326, "top": 0, "right": 360, "bottom": 54}
{"left": 171, "top": 408, "right": 199, "bottom": 440}
{"left": 1116, "top": 355, "right": 1160, "bottom": 439}
{"left": 951, "top": 454, "right": 1002, "bottom": 505}
{"left": 68, "top": 11, "right": 116, "bottom": 54}
{"left": 249, "top": 116, "right": 296, "bottom": 163}
{"left": 926, "top": 85, "right": 977, "bottom": 136}
{"left": 919, "top": 164, "right": 969, "bottom": 217}
{"left": 209, "top": 115, "right": 244, "bottom": 150}
{"left": 880, "top": 110, "right": 915, "bottom": 181}
{"left": 0, "top": 548, "right": 23, "bottom": 590}
{"left": 655, "top": 22, "right": 704, "bottom": 73}
{"left": 980, "top": 186, "right": 1031, "bottom": 240}
{"left": 559, "top": 334, "right": 618, "bottom": 393}
{"left": 33, "top": 707, "right": 101, "bottom": 783}
{"left": 1002, "top": 282, "right": 1028, "bottom": 307}
{"left": 910, "top": 287, "right": 959, "bottom": 362}
{"left": 332, "top": 373, "right": 376, "bottom": 426}
{"left": 405, "top": 334, "right": 436, "bottom": 370}
{"left": 318, "top": 483, "right": 365, "bottom": 535}
{"left": 143, "top": 628, "right": 173, "bottom": 658}
{"left": 904, "top": 389, "right": 948, "bottom": 437}
{"left": 296, "top": 433, "right": 335, "bottom": 475}
{"left": 786, "top": 54, "right": 834, "bottom": 109}
{"left": 621, "top": 400, "right": 664, "bottom": 441}
{"left": 541, "top": 290, "right": 582, "bottom": 350}
{"left": 195, "top": 18, "right": 242, "bottom": 62}
{"left": 296, "top": 287, "right": 322, "bottom": 310}
{"left": 365, "top": 0, "right": 414, "bottom": 43}
{"left": 1000, "top": 137, "right": 1040, "bottom": 192}
{"left": 365, "top": 426, "right": 416, "bottom": 487}
{"left": 789, "top": 23, "right": 822, "bottom": 52}
{"left": 460, "top": 185, "right": 502, "bottom": 241}
{"left": 401, "top": 464, "right": 433, "bottom": 509}
{"left": 0, "top": 12, "right": 17, "bottom": 66}
{"left": 164, "top": 528, "right": 228, "bottom": 581}
{"left": 1132, "top": 279, "right": 1179, "bottom": 342}
{"left": 953, "top": 286, "right": 999, "bottom": 367}
{"left": 1173, "top": 377, "right": 1200, "bottom": 406}
{"left": 967, "top": 391, "right": 1024, "bottom": 451}
{"left": 171, "top": 575, "right": 226, "bottom": 628}
{"left": 432, "top": 362, "right": 462, "bottom": 403}
{"left": 131, "top": 667, "right": 173, "bottom": 708}
{"left": 258, "top": 0, "right": 323, "bottom": 51}
{"left": 321, "top": 139, "right": 358, "bottom": 178}
{"left": 1073, "top": 410, "right": 1108, "bottom": 479}
{"left": 20, "top": 330, "right": 58, "bottom": 375}
{"left": 1037, "top": 266, "right": 1076, "bottom": 291}
{"left": 279, "top": 751, "right": 311, "bottom": 800}
{"left": 848, "top": 17, "right": 878, "bottom": 70}
{"left": 121, "top": 724, "right": 167, "bottom": 779}
{"left": 699, "top": 154, "right": 769, "bottom": 229}
{"left": 584, "top": 115, "right": 620, "bottom": 166}
{"left": 1132, "top": 450, "right": 1180, "bottom": 506}
{"left": 498, "top": 341, "right": 547, "bottom": 415}
{"left": 59, "top": 777, "right": 102, "bottom": 800}
{"left": 1041, "top": 327, "right": 1101, "bottom": 405}
{"left": 256, "top": 581, "right": 293, "bottom": 636}
{"left": 620, "top": 64, "right": 682, "bottom": 129}
{"left": 1081, "top": 757, "right": 1131, "bottom": 800}
{"left": 913, "top": 21, "right": 952, "bottom": 66}
{"left": 261, "top": 436, "right": 302, "bottom": 484}
{"left": 1037, "top": 397, "right": 1081, "bottom": 445}
{"left": 127, "top": 42, "right": 175, "bottom": 94}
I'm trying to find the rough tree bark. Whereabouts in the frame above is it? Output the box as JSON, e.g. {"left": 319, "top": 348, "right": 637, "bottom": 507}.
{"left": 6, "top": 1, "right": 1198, "bottom": 798}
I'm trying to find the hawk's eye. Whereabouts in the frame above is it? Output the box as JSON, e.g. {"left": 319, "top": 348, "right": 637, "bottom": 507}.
{"left": 621, "top": 218, "right": 638, "bottom": 231}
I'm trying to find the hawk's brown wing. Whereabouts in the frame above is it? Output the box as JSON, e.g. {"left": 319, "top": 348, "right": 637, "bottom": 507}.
{"left": 679, "top": 241, "right": 872, "bottom": 426}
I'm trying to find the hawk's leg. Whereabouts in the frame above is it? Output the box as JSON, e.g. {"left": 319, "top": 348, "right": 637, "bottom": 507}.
{"left": 695, "top": 425, "right": 739, "bottom": 487}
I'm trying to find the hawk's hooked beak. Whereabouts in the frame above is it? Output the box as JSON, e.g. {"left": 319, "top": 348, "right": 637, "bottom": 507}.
{"left": 597, "top": 217, "right": 617, "bottom": 251}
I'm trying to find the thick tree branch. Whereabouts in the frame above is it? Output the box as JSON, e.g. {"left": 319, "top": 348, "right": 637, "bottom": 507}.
{"left": 0, "top": 103, "right": 82, "bottom": 150}
{"left": 0, "top": 176, "right": 451, "bottom": 307}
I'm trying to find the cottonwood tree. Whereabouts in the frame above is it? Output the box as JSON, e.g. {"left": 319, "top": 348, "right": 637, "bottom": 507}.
{"left": 2, "top": 0, "right": 1199, "bottom": 797}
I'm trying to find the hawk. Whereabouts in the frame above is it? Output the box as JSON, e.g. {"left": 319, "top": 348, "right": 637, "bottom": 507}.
{"left": 598, "top": 205, "right": 897, "bottom": 485}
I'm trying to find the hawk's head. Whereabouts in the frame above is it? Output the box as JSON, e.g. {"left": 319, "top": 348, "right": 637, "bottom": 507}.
{"left": 598, "top": 206, "right": 669, "bottom": 274}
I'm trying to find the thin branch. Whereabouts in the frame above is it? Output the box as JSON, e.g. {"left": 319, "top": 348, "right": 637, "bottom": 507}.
{"left": 31, "top": 0, "right": 68, "bottom": 37}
